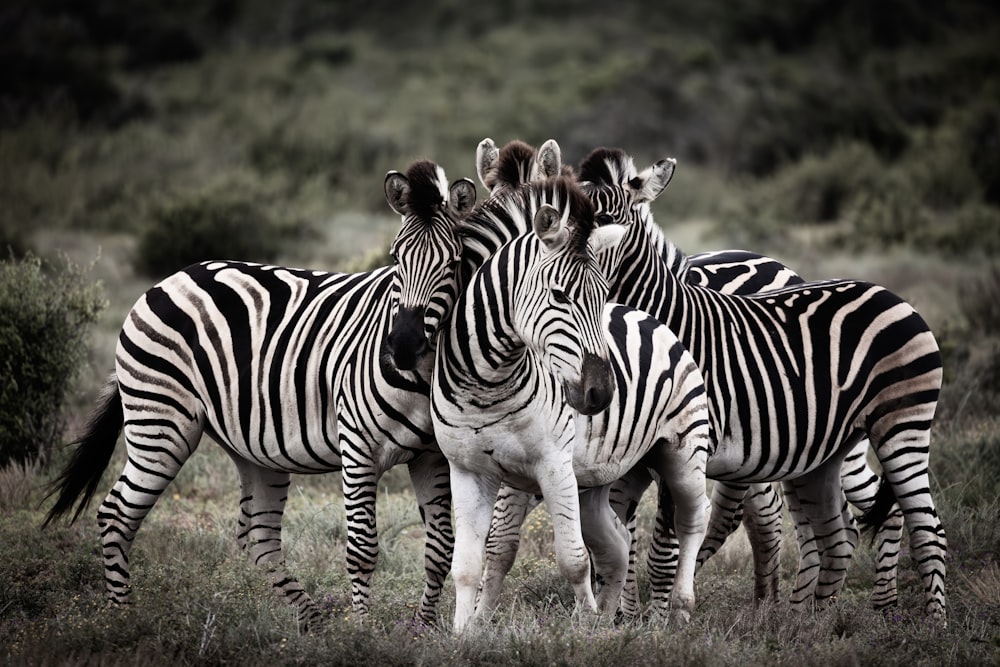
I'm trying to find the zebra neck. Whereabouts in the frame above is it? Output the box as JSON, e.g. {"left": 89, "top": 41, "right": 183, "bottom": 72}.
{"left": 606, "top": 219, "right": 686, "bottom": 328}
{"left": 440, "top": 249, "right": 542, "bottom": 406}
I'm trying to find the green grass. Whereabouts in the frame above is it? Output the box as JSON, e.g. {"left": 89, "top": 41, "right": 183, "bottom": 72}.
{"left": 2, "top": 419, "right": 998, "bottom": 666}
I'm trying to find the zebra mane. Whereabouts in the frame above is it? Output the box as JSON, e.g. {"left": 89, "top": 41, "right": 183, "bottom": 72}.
{"left": 577, "top": 147, "right": 638, "bottom": 189}
{"left": 400, "top": 160, "right": 449, "bottom": 222}
{"left": 488, "top": 140, "right": 537, "bottom": 191}
{"left": 461, "top": 175, "right": 597, "bottom": 258}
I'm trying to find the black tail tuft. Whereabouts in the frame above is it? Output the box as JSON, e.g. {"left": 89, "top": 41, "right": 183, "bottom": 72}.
{"left": 858, "top": 479, "right": 898, "bottom": 545}
{"left": 41, "top": 377, "right": 123, "bottom": 527}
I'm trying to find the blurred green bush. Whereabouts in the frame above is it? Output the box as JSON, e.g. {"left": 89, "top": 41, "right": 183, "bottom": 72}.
{"left": 134, "top": 196, "right": 283, "bottom": 278}
{"left": 0, "top": 254, "right": 105, "bottom": 467}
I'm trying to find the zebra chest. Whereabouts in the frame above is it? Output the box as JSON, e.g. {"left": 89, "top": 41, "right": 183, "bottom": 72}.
{"left": 435, "top": 408, "right": 576, "bottom": 493}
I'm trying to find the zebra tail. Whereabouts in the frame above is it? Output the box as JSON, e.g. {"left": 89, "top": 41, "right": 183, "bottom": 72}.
{"left": 41, "top": 377, "right": 123, "bottom": 527}
{"left": 857, "top": 478, "right": 897, "bottom": 545}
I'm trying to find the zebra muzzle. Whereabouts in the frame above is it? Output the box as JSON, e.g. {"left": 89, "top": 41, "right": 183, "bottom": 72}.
{"left": 387, "top": 306, "right": 429, "bottom": 371}
{"left": 565, "top": 352, "right": 614, "bottom": 415}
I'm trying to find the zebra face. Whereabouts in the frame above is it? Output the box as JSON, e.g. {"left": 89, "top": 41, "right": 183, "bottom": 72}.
{"left": 384, "top": 163, "right": 477, "bottom": 371}
{"left": 518, "top": 204, "right": 626, "bottom": 415}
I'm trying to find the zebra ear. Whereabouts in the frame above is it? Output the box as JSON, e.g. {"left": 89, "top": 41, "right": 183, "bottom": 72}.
{"left": 628, "top": 158, "right": 677, "bottom": 204}
{"left": 448, "top": 178, "right": 478, "bottom": 219}
{"left": 385, "top": 171, "right": 410, "bottom": 216}
{"left": 532, "top": 139, "right": 563, "bottom": 181}
{"left": 476, "top": 138, "right": 500, "bottom": 190}
{"left": 532, "top": 204, "right": 568, "bottom": 250}
{"left": 588, "top": 224, "right": 626, "bottom": 254}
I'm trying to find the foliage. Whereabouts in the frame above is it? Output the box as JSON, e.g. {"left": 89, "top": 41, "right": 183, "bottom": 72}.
{"left": 0, "top": 254, "right": 105, "bottom": 467}
{"left": 134, "top": 196, "right": 284, "bottom": 278}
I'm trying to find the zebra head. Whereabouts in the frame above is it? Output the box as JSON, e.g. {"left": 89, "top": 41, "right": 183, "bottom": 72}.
{"left": 384, "top": 160, "right": 477, "bottom": 371}
{"left": 475, "top": 137, "right": 565, "bottom": 196}
{"left": 578, "top": 147, "right": 676, "bottom": 228}
{"left": 516, "top": 180, "right": 626, "bottom": 415}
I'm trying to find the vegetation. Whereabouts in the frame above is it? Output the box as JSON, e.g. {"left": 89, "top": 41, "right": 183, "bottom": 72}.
{"left": 1, "top": 0, "right": 998, "bottom": 664}
{"left": 0, "top": 255, "right": 105, "bottom": 467}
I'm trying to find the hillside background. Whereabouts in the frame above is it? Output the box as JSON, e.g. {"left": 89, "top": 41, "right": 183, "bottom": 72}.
{"left": 1, "top": 1, "right": 999, "bottom": 664}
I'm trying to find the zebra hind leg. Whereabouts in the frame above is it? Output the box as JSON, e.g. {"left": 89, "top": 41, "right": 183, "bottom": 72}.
{"left": 98, "top": 415, "right": 203, "bottom": 607}
{"left": 478, "top": 484, "right": 536, "bottom": 619}
{"left": 231, "top": 459, "right": 323, "bottom": 631}
{"left": 839, "top": 438, "right": 903, "bottom": 610}
{"left": 784, "top": 462, "right": 859, "bottom": 609}
{"left": 696, "top": 481, "right": 749, "bottom": 569}
{"left": 407, "top": 451, "right": 455, "bottom": 627}
{"left": 868, "top": 422, "right": 947, "bottom": 623}
{"left": 740, "top": 483, "right": 783, "bottom": 604}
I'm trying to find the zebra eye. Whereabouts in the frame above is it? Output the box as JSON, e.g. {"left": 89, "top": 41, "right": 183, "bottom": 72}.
{"left": 551, "top": 288, "right": 570, "bottom": 304}
{"left": 596, "top": 214, "right": 615, "bottom": 226}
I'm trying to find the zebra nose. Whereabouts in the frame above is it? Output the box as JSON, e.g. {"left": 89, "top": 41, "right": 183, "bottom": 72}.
{"left": 387, "top": 306, "right": 429, "bottom": 371}
{"left": 568, "top": 352, "right": 614, "bottom": 415}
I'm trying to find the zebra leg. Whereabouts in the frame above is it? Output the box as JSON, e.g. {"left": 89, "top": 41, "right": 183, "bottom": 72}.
{"left": 449, "top": 464, "right": 501, "bottom": 634}
{"left": 579, "top": 485, "right": 629, "bottom": 614}
{"left": 647, "top": 482, "right": 678, "bottom": 613}
{"left": 870, "top": 425, "right": 947, "bottom": 622}
{"left": 608, "top": 466, "right": 653, "bottom": 621}
{"left": 407, "top": 451, "right": 454, "bottom": 627}
{"left": 740, "top": 483, "right": 783, "bottom": 603}
{"left": 840, "top": 439, "right": 903, "bottom": 610}
{"left": 230, "top": 459, "right": 322, "bottom": 629}
{"left": 783, "top": 482, "right": 821, "bottom": 609}
{"left": 341, "top": 453, "right": 381, "bottom": 619}
{"left": 784, "top": 463, "right": 859, "bottom": 608}
{"left": 97, "top": 412, "right": 202, "bottom": 606}
{"left": 478, "top": 484, "right": 535, "bottom": 618}
{"left": 696, "top": 481, "right": 749, "bottom": 568}
{"left": 535, "top": 460, "right": 597, "bottom": 616}
{"left": 648, "top": 447, "right": 708, "bottom": 623}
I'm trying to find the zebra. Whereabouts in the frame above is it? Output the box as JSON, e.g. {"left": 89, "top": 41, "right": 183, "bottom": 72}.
{"left": 576, "top": 149, "right": 946, "bottom": 622}
{"left": 472, "top": 138, "right": 789, "bottom": 614}
{"left": 43, "top": 160, "right": 477, "bottom": 628}
{"left": 429, "top": 174, "right": 712, "bottom": 633}
{"left": 473, "top": 138, "right": 904, "bottom": 617}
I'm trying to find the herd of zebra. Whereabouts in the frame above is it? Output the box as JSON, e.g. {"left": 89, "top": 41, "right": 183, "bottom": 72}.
{"left": 43, "top": 137, "right": 948, "bottom": 634}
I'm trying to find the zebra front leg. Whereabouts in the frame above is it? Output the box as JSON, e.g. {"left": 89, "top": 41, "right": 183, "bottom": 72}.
{"left": 407, "top": 451, "right": 454, "bottom": 626}
{"left": 536, "top": 460, "right": 597, "bottom": 617}
{"left": 648, "top": 445, "right": 708, "bottom": 623}
{"left": 478, "top": 484, "right": 535, "bottom": 618}
{"left": 232, "top": 460, "right": 322, "bottom": 630}
{"left": 608, "top": 466, "right": 653, "bottom": 621}
{"left": 342, "top": 459, "right": 381, "bottom": 620}
{"left": 579, "top": 485, "right": 630, "bottom": 613}
{"left": 449, "top": 464, "right": 501, "bottom": 634}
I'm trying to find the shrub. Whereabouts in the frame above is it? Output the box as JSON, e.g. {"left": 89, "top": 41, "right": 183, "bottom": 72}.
{"left": 135, "top": 196, "right": 282, "bottom": 279}
{"left": 0, "top": 254, "right": 105, "bottom": 467}
{"left": 754, "top": 142, "right": 885, "bottom": 224}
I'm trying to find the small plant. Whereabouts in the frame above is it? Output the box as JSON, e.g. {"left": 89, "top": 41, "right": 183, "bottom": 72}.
{"left": 135, "top": 196, "right": 281, "bottom": 279}
{"left": 0, "top": 253, "right": 105, "bottom": 467}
